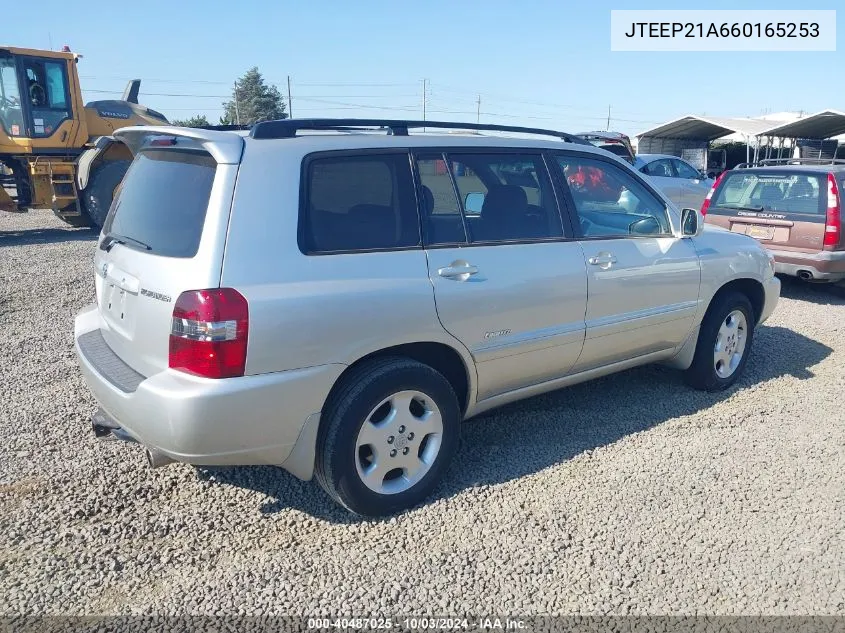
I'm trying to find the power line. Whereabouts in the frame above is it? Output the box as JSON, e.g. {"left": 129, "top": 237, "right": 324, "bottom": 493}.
{"left": 84, "top": 88, "right": 421, "bottom": 99}
{"left": 81, "top": 75, "right": 417, "bottom": 88}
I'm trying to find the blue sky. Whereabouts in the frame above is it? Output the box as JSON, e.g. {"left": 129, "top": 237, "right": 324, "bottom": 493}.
{"left": 5, "top": 0, "right": 843, "bottom": 136}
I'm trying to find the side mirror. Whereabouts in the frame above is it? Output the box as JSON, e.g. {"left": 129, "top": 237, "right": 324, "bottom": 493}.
{"left": 681, "top": 208, "right": 702, "bottom": 237}
{"left": 464, "top": 192, "right": 485, "bottom": 214}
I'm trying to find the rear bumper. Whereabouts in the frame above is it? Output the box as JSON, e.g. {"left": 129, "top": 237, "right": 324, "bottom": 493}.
{"left": 768, "top": 248, "right": 845, "bottom": 281}
{"left": 74, "top": 303, "right": 344, "bottom": 476}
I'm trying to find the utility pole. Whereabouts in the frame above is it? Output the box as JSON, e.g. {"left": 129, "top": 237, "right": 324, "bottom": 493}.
{"left": 422, "top": 79, "right": 427, "bottom": 122}
{"left": 606, "top": 105, "right": 611, "bottom": 131}
{"left": 234, "top": 81, "right": 241, "bottom": 126}
{"left": 476, "top": 95, "right": 481, "bottom": 124}
{"left": 287, "top": 75, "right": 293, "bottom": 119}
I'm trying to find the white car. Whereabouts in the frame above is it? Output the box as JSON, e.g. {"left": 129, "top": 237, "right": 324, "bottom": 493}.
{"left": 635, "top": 153, "right": 714, "bottom": 210}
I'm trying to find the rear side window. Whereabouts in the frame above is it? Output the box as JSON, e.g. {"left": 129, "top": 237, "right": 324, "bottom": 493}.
{"left": 712, "top": 172, "right": 824, "bottom": 215}
{"left": 301, "top": 153, "right": 420, "bottom": 253}
{"left": 103, "top": 149, "right": 216, "bottom": 258}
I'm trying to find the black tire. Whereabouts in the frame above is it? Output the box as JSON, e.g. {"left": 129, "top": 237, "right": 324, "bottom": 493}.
{"left": 81, "top": 160, "right": 131, "bottom": 229}
{"left": 54, "top": 209, "right": 95, "bottom": 229}
{"left": 684, "top": 291, "right": 755, "bottom": 392}
{"left": 315, "top": 357, "right": 461, "bottom": 517}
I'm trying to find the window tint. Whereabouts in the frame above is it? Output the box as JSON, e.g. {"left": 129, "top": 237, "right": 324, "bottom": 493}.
{"left": 712, "top": 172, "right": 823, "bottom": 215}
{"left": 673, "top": 159, "right": 700, "bottom": 179}
{"left": 103, "top": 149, "right": 216, "bottom": 258}
{"left": 23, "top": 58, "right": 70, "bottom": 136}
{"left": 416, "top": 153, "right": 467, "bottom": 245}
{"left": 0, "top": 57, "right": 23, "bottom": 136}
{"left": 441, "top": 153, "right": 563, "bottom": 243}
{"left": 302, "top": 154, "right": 420, "bottom": 253}
{"left": 643, "top": 159, "right": 675, "bottom": 178}
{"left": 558, "top": 155, "right": 672, "bottom": 238}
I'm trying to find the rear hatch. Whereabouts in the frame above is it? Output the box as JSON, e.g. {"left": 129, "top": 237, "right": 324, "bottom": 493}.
{"left": 705, "top": 170, "right": 829, "bottom": 251}
{"left": 575, "top": 132, "right": 635, "bottom": 165}
{"left": 92, "top": 127, "right": 244, "bottom": 378}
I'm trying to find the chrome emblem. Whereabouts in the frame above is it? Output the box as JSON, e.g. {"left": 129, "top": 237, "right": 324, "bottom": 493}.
{"left": 484, "top": 329, "right": 512, "bottom": 339}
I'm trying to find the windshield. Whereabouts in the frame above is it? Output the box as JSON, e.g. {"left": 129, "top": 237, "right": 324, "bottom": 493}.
{"left": 102, "top": 149, "right": 217, "bottom": 258}
{"left": 0, "top": 56, "right": 23, "bottom": 136}
{"left": 712, "top": 172, "right": 824, "bottom": 215}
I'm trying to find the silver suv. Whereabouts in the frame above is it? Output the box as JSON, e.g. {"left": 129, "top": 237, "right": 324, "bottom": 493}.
{"left": 75, "top": 119, "right": 780, "bottom": 516}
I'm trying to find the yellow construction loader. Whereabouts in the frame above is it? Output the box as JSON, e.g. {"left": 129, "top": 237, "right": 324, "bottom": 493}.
{"left": 0, "top": 45, "right": 169, "bottom": 228}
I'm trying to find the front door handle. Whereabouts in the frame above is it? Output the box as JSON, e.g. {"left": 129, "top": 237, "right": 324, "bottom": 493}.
{"left": 438, "top": 261, "right": 479, "bottom": 280}
{"left": 588, "top": 254, "right": 617, "bottom": 266}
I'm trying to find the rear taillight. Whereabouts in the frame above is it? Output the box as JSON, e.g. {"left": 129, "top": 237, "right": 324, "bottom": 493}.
{"left": 823, "top": 173, "right": 841, "bottom": 249}
{"left": 169, "top": 288, "right": 248, "bottom": 379}
{"left": 700, "top": 171, "right": 727, "bottom": 217}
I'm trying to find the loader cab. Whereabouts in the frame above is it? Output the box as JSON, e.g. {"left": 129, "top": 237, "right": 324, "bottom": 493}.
{"left": 0, "top": 48, "right": 80, "bottom": 149}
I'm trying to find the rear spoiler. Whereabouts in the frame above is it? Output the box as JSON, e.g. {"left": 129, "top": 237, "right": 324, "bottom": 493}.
{"left": 114, "top": 126, "right": 245, "bottom": 164}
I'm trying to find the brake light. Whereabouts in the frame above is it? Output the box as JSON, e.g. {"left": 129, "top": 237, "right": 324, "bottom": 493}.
{"left": 169, "top": 288, "right": 249, "bottom": 379}
{"left": 824, "top": 173, "right": 841, "bottom": 249}
{"left": 700, "top": 171, "right": 727, "bottom": 217}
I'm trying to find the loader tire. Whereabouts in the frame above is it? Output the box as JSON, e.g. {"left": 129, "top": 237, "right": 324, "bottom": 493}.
{"left": 55, "top": 210, "right": 94, "bottom": 229}
{"left": 81, "top": 160, "right": 131, "bottom": 229}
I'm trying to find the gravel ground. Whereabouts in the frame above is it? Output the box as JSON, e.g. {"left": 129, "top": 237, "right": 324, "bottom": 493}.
{"left": 1, "top": 208, "right": 844, "bottom": 618}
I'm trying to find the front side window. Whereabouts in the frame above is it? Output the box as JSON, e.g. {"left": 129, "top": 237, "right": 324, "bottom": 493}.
{"left": 302, "top": 153, "right": 420, "bottom": 253}
{"left": 557, "top": 155, "right": 672, "bottom": 238}
{"left": 673, "top": 159, "right": 701, "bottom": 179}
{"left": 0, "top": 56, "right": 23, "bottom": 136}
{"left": 23, "top": 58, "right": 71, "bottom": 137}
{"left": 418, "top": 152, "right": 563, "bottom": 245}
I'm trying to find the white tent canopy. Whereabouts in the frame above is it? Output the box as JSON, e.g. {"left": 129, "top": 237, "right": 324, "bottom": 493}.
{"left": 636, "top": 115, "right": 782, "bottom": 141}
{"left": 638, "top": 110, "right": 845, "bottom": 143}
{"left": 757, "top": 110, "right": 845, "bottom": 139}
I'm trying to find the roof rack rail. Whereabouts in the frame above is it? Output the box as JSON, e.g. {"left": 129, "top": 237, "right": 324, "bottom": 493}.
{"left": 249, "top": 118, "right": 591, "bottom": 144}
{"left": 735, "top": 158, "right": 845, "bottom": 168}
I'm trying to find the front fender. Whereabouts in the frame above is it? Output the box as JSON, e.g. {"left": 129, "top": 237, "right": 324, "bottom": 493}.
{"left": 693, "top": 226, "right": 772, "bottom": 306}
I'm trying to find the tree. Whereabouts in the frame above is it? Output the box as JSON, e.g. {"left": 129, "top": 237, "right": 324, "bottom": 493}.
{"left": 171, "top": 114, "right": 210, "bottom": 128}
{"left": 220, "top": 67, "right": 287, "bottom": 126}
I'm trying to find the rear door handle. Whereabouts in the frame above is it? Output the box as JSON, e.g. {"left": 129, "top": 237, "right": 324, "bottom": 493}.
{"left": 588, "top": 254, "right": 617, "bottom": 266}
{"left": 437, "top": 263, "right": 479, "bottom": 279}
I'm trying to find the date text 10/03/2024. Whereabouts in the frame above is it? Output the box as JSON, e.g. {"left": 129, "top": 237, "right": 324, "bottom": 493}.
{"left": 307, "top": 617, "right": 527, "bottom": 630}
{"left": 624, "top": 22, "right": 820, "bottom": 39}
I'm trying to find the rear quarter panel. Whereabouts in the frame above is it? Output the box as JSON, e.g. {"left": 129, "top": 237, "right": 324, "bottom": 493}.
{"left": 220, "top": 140, "right": 477, "bottom": 389}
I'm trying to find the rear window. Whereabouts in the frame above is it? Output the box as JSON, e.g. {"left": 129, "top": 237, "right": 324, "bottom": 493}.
{"left": 712, "top": 172, "right": 824, "bottom": 216}
{"left": 300, "top": 153, "right": 420, "bottom": 253}
{"left": 102, "top": 149, "right": 216, "bottom": 258}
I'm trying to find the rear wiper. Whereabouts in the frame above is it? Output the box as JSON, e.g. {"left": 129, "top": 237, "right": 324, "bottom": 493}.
{"left": 100, "top": 233, "right": 152, "bottom": 252}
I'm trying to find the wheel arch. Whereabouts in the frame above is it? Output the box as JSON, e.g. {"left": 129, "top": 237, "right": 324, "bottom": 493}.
{"left": 281, "top": 339, "right": 476, "bottom": 483}
{"left": 325, "top": 341, "right": 476, "bottom": 417}
{"left": 708, "top": 277, "right": 766, "bottom": 325}
{"left": 664, "top": 276, "right": 765, "bottom": 371}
